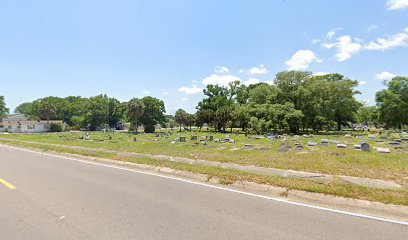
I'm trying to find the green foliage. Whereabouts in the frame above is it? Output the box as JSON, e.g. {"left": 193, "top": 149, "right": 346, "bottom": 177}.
{"left": 139, "top": 96, "right": 166, "bottom": 133}
{"left": 0, "top": 96, "right": 9, "bottom": 120}
{"left": 127, "top": 98, "right": 145, "bottom": 133}
{"left": 49, "top": 122, "right": 62, "bottom": 132}
{"left": 376, "top": 76, "right": 408, "bottom": 129}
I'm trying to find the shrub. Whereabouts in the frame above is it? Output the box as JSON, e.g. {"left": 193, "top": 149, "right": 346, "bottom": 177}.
{"left": 144, "top": 124, "right": 155, "bottom": 133}
{"left": 49, "top": 122, "right": 62, "bottom": 132}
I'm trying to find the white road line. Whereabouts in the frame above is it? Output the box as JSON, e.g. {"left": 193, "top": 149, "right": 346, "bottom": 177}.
{"left": 1, "top": 144, "right": 407, "bottom": 226}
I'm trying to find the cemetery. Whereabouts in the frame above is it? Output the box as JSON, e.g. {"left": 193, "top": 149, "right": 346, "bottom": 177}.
{"left": 0, "top": 130, "right": 407, "bottom": 181}
{"left": 1, "top": 129, "right": 408, "bottom": 205}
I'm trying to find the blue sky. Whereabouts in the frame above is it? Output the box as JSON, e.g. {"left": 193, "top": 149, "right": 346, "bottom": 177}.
{"left": 0, "top": 0, "right": 407, "bottom": 114}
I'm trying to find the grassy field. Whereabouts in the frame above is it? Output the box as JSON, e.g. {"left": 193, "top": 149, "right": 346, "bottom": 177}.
{"left": 1, "top": 130, "right": 407, "bottom": 185}
{"left": 1, "top": 137, "right": 407, "bottom": 206}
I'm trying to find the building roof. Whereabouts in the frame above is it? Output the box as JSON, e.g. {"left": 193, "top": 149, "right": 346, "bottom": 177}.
{"left": 0, "top": 120, "right": 62, "bottom": 126}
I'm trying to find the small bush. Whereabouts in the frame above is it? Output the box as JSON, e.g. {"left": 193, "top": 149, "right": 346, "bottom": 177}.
{"left": 50, "top": 123, "right": 62, "bottom": 132}
{"left": 144, "top": 124, "right": 155, "bottom": 133}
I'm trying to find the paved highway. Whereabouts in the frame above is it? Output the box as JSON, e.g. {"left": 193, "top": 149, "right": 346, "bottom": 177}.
{"left": 0, "top": 145, "right": 406, "bottom": 240}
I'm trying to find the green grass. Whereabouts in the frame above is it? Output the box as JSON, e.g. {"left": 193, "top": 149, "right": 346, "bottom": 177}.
{"left": 0, "top": 131, "right": 407, "bottom": 186}
{"left": 1, "top": 139, "right": 408, "bottom": 206}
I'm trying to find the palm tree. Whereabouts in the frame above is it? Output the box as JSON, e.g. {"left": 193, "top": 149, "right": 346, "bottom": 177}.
{"left": 39, "top": 102, "right": 56, "bottom": 126}
{"left": 127, "top": 98, "right": 145, "bottom": 133}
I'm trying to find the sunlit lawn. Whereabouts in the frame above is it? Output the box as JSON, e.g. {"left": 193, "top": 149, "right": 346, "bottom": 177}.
{"left": 1, "top": 130, "right": 407, "bottom": 186}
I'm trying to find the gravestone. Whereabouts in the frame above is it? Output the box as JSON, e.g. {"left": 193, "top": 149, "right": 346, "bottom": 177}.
{"left": 268, "top": 138, "right": 274, "bottom": 144}
{"left": 133, "top": 137, "right": 137, "bottom": 142}
{"left": 180, "top": 137, "right": 186, "bottom": 142}
{"left": 229, "top": 139, "right": 235, "bottom": 143}
{"left": 307, "top": 141, "right": 317, "bottom": 147}
{"left": 321, "top": 138, "right": 329, "bottom": 144}
{"left": 344, "top": 134, "right": 352, "bottom": 138}
{"left": 389, "top": 141, "right": 400, "bottom": 145}
{"left": 336, "top": 144, "right": 347, "bottom": 148}
{"left": 156, "top": 133, "right": 160, "bottom": 138}
{"left": 303, "top": 134, "right": 309, "bottom": 138}
{"left": 209, "top": 136, "right": 214, "bottom": 141}
{"left": 214, "top": 138, "right": 220, "bottom": 142}
{"left": 354, "top": 144, "right": 361, "bottom": 150}
{"left": 375, "top": 147, "right": 391, "bottom": 153}
{"left": 361, "top": 142, "right": 370, "bottom": 152}
{"left": 170, "top": 141, "right": 176, "bottom": 144}
{"left": 191, "top": 136, "right": 197, "bottom": 141}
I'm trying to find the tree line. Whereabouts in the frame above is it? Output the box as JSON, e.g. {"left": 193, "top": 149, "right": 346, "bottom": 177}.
{"left": 0, "top": 71, "right": 407, "bottom": 133}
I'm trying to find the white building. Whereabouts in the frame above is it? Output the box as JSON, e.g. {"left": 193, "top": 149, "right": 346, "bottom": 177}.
{"left": 0, "top": 114, "right": 63, "bottom": 133}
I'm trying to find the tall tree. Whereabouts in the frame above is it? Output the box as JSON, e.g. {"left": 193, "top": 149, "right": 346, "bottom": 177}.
{"left": 127, "top": 98, "right": 145, "bottom": 133}
{"left": 139, "top": 96, "right": 166, "bottom": 133}
{"left": 376, "top": 76, "right": 408, "bottom": 129}
{"left": 0, "top": 96, "right": 9, "bottom": 121}
{"left": 38, "top": 101, "right": 56, "bottom": 125}
{"left": 174, "top": 109, "right": 187, "bottom": 132}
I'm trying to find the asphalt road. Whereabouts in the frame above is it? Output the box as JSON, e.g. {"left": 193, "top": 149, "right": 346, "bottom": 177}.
{"left": 0, "top": 145, "right": 407, "bottom": 240}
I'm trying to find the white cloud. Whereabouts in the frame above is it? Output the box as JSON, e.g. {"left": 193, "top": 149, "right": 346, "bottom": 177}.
{"left": 365, "top": 27, "right": 408, "bottom": 51}
{"left": 178, "top": 85, "right": 203, "bottom": 95}
{"left": 265, "top": 80, "right": 274, "bottom": 85}
{"left": 358, "top": 81, "right": 367, "bottom": 86}
{"left": 214, "top": 66, "right": 230, "bottom": 74}
{"left": 376, "top": 71, "right": 396, "bottom": 80}
{"left": 323, "top": 35, "right": 363, "bottom": 61}
{"left": 311, "top": 39, "right": 321, "bottom": 44}
{"left": 248, "top": 64, "right": 268, "bottom": 75}
{"left": 243, "top": 78, "right": 260, "bottom": 86}
{"left": 143, "top": 90, "right": 151, "bottom": 94}
{"left": 313, "top": 71, "right": 331, "bottom": 76}
{"left": 201, "top": 74, "right": 241, "bottom": 87}
{"left": 366, "top": 24, "right": 379, "bottom": 32}
{"left": 386, "top": 0, "right": 408, "bottom": 10}
{"left": 326, "top": 31, "right": 336, "bottom": 40}
{"left": 182, "top": 97, "right": 189, "bottom": 101}
{"left": 162, "top": 91, "right": 169, "bottom": 95}
{"left": 285, "top": 50, "right": 321, "bottom": 70}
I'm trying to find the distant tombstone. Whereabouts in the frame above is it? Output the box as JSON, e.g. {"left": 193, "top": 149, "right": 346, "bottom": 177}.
{"left": 329, "top": 139, "right": 340, "bottom": 144}
{"left": 244, "top": 144, "right": 252, "bottom": 148}
{"left": 214, "top": 138, "right": 220, "bottom": 142}
{"left": 133, "top": 137, "right": 137, "bottom": 142}
{"left": 209, "top": 136, "right": 214, "bottom": 141}
{"left": 156, "top": 133, "right": 160, "bottom": 138}
{"left": 303, "top": 134, "right": 309, "bottom": 138}
{"left": 321, "top": 138, "right": 329, "bottom": 144}
{"left": 336, "top": 144, "right": 347, "bottom": 148}
{"left": 344, "top": 134, "right": 352, "bottom": 138}
{"left": 293, "top": 135, "right": 300, "bottom": 141}
{"left": 170, "top": 141, "right": 176, "bottom": 144}
{"left": 180, "top": 137, "right": 186, "bottom": 142}
{"left": 191, "top": 136, "right": 197, "bottom": 141}
{"left": 79, "top": 135, "right": 84, "bottom": 140}
{"left": 225, "top": 134, "right": 230, "bottom": 139}
{"left": 200, "top": 140, "right": 207, "bottom": 145}
{"left": 354, "top": 144, "right": 361, "bottom": 150}
{"left": 229, "top": 139, "right": 235, "bottom": 143}
{"left": 361, "top": 142, "right": 370, "bottom": 152}
{"left": 268, "top": 138, "right": 274, "bottom": 144}
{"left": 389, "top": 141, "right": 400, "bottom": 145}
{"left": 202, "top": 136, "right": 207, "bottom": 140}
{"left": 375, "top": 147, "right": 391, "bottom": 153}
{"left": 307, "top": 141, "right": 317, "bottom": 147}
